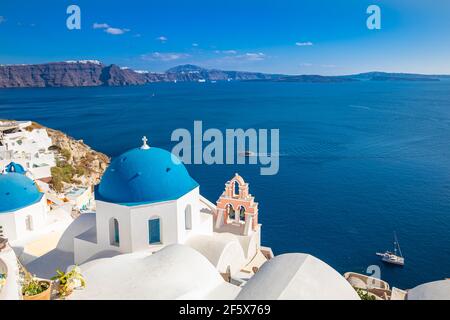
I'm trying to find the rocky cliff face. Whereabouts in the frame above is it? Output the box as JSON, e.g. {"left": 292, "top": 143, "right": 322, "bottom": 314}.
{"left": 165, "top": 64, "right": 280, "bottom": 81}
{"left": 0, "top": 61, "right": 280, "bottom": 88}
{"left": 0, "top": 62, "right": 105, "bottom": 88}
{"left": 1, "top": 62, "right": 445, "bottom": 88}
{"left": 46, "top": 126, "right": 110, "bottom": 187}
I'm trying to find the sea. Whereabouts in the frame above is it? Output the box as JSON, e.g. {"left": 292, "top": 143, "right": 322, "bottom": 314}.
{"left": 1, "top": 80, "right": 450, "bottom": 289}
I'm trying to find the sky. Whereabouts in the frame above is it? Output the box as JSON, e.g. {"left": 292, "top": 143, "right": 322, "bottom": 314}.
{"left": 0, "top": 0, "right": 449, "bottom": 75}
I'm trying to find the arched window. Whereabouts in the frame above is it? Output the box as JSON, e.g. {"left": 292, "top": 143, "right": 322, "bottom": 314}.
{"left": 239, "top": 206, "right": 246, "bottom": 222}
{"left": 226, "top": 204, "right": 235, "bottom": 220}
{"left": 233, "top": 181, "right": 239, "bottom": 197}
{"left": 185, "top": 205, "right": 192, "bottom": 230}
{"left": 109, "top": 218, "right": 120, "bottom": 246}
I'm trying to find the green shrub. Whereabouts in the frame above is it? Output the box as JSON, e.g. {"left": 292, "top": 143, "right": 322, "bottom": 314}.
{"left": 356, "top": 288, "right": 376, "bottom": 300}
{"left": 51, "top": 163, "right": 76, "bottom": 192}
{"left": 60, "top": 148, "right": 71, "bottom": 161}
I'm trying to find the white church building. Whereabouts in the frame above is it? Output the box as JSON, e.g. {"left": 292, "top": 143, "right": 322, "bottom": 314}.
{"left": 0, "top": 172, "right": 48, "bottom": 241}
{"left": 72, "top": 137, "right": 263, "bottom": 277}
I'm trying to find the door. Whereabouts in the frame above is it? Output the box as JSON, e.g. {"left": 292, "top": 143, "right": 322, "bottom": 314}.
{"left": 148, "top": 218, "right": 161, "bottom": 244}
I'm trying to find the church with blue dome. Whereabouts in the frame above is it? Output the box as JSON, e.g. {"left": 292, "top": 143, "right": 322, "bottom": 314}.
{"left": 0, "top": 172, "right": 48, "bottom": 241}
{"left": 73, "top": 137, "right": 264, "bottom": 278}
{"left": 3, "top": 162, "right": 26, "bottom": 175}
{"left": 96, "top": 142, "right": 199, "bottom": 205}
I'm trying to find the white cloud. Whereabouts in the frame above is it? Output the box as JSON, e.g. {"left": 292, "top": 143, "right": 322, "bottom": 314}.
{"left": 214, "top": 50, "right": 238, "bottom": 55}
{"left": 141, "top": 52, "right": 191, "bottom": 62}
{"left": 300, "top": 63, "right": 313, "bottom": 67}
{"left": 93, "top": 23, "right": 129, "bottom": 35}
{"left": 93, "top": 23, "right": 109, "bottom": 29}
{"left": 0, "top": 16, "right": 6, "bottom": 24}
{"left": 156, "top": 36, "right": 168, "bottom": 42}
{"left": 211, "top": 52, "right": 266, "bottom": 65}
{"left": 192, "top": 43, "right": 199, "bottom": 47}
{"left": 296, "top": 41, "right": 314, "bottom": 46}
{"left": 321, "top": 64, "right": 337, "bottom": 68}
{"left": 105, "top": 27, "right": 130, "bottom": 35}
{"left": 241, "top": 52, "right": 266, "bottom": 61}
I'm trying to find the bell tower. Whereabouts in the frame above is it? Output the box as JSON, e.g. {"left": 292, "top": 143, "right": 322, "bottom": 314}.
{"left": 215, "top": 173, "right": 259, "bottom": 236}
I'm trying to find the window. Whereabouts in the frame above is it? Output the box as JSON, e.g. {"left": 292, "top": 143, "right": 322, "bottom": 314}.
{"left": 227, "top": 204, "right": 235, "bottom": 220}
{"left": 185, "top": 205, "right": 192, "bottom": 230}
{"left": 239, "top": 206, "right": 246, "bottom": 222}
{"left": 148, "top": 218, "right": 161, "bottom": 244}
{"left": 25, "top": 215, "right": 33, "bottom": 231}
{"left": 109, "top": 218, "right": 120, "bottom": 246}
{"left": 234, "top": 181, "right": 239, "bottom": 197}
{"left": 0, "top": 225, "right": 4, "bottom": 238}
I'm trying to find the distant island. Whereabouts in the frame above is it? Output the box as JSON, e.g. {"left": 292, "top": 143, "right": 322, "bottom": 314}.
{"left": 0, "top": 61, "right": 448, "bottom": 88}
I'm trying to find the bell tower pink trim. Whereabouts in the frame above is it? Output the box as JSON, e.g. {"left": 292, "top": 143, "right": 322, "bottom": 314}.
{"left": 216, "top": 173, "right": 259, "bottom": 234}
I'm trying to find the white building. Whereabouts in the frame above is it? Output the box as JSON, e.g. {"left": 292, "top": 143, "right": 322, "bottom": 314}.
{"left": 65, "top": 186, "right": 93, "bottom": 211}
{"left": 0, "top": 120, "right": 56, "bottom": 180}
{"left": 21, "top": 138, "right": 264, "bottom": 280}
{"left": 73, "top": 138, "right": 245, "bottom": 271}
{"left": 0, "top": 244, "right": 21, "bottom": 300}
{"left": 236, "top": 253, "right": 360, "bottom": 300}
{"left": 68, "top": 244, "right": 242, "bottom": 300}
{"left": 12, "top": 137, "right": 362, "bottom": 300}
{"left": 406, "top": 280, "right": 450, "bottom": 300}
{"left": 0, "top": 172, "right": 48, "bottom": 242}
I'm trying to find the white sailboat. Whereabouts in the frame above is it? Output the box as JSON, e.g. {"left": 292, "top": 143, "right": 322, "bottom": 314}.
{"left": 376, "top": 232, "right": 405, "bottom": 266}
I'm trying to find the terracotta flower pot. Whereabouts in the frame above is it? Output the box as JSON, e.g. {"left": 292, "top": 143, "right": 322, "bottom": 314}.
{"left": 23, "top": 280, "right": 52, "bottom": 300}
{"left": 57, "top": 282, "right": 74, "bottom": 298}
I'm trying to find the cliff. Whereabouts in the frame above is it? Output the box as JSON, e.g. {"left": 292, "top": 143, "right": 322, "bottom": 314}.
{"left": 0, "top": 61, "right": 278, "bottom": 88}
{"left": 0, "top": 61, "right": 447, "bottom": 88}
{"left": 0, "top": 61, "right": 105, "bottom": 88}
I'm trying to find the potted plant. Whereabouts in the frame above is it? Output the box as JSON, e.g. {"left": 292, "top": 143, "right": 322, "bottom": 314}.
{"left": 51, "top": 266, "right": 86, "bottom": 299}
{"left": 22, "top": 273, "right": 52, "bottom": 300}
{"left": 356, "top": 288, "right": 377, "bottom": 301}
{"left": 0, "top": 272, "right": 6, "bottom": 290}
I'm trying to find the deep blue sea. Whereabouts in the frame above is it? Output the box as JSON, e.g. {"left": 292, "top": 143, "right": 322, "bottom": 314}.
{"left": 1, "top": 81, "right": 450, "bottom": 289}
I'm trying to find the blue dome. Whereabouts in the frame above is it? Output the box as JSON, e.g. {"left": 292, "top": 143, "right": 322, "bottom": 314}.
{"left": 96, "top": 147, "right": 199, "bottom": 206}
{"left": 5, "top": 162, "right": 26, "bottom": 174}
{"left": 0, "top": 173, "right": 43, "bottom": 213}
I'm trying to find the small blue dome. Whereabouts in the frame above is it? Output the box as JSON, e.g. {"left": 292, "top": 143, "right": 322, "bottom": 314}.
{"left": 96, "top": 147, "right": 199, "bottom": 206}
{"left": 0, "top": 173, "right": 43, "bottom": 213}
{"left": 4, "top": 162, "right": 26, "bottom": 174}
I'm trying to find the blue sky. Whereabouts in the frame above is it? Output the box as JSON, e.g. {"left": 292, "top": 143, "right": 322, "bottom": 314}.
{"left": 0, "top": 0, "right": 449, "bottom": 75}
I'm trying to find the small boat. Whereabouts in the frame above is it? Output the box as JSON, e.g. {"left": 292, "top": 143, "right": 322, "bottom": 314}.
{"left": 376, "top": 232, "right": 405, "bottom": 266}
{"left": 239, "top": 150, "right": 256, "bottom": 157}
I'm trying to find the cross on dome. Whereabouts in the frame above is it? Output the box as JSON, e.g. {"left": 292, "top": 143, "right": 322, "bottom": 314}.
{"left": 141, "top": 136, "right": 150, "bottom": 150}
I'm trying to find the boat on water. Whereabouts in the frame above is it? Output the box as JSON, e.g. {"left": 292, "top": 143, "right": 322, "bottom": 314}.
{"left": 239, "top": 150, "right": 256, "bottom": 157}
{"left": 376, "top": 232, "right": 405, "bottom": 266}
